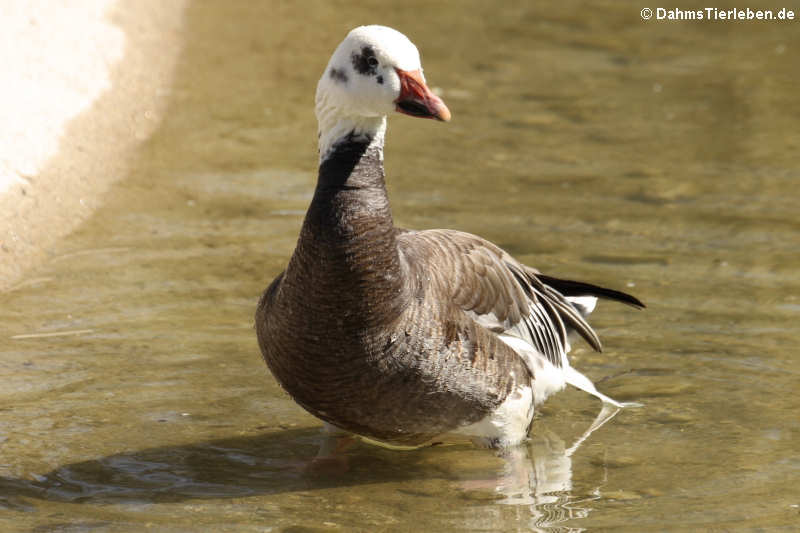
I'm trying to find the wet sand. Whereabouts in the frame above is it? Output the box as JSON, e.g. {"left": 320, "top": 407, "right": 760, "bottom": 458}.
{"left": 0, "top": 0, "right": 186, "bottom": 290}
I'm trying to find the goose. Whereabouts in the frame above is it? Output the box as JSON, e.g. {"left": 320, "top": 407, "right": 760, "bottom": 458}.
{"left": 256, "top": 25, "right": 643, "bottom": 449}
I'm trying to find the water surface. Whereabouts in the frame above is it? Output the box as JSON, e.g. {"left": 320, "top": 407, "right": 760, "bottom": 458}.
{"left": 2, "top": 1, "right": 799, "bottom": 531}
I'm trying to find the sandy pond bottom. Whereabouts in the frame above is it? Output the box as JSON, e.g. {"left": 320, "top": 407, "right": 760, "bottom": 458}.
{"left": 2, "top": 1, "right": 800, "bottom": 531}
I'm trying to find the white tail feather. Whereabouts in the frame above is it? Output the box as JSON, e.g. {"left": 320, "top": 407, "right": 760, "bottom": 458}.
{"left": 564, "top": 366, "right": 643, "bottom": 408}
{"left": 564, "top": 296, "right": 597, "bottom": 316}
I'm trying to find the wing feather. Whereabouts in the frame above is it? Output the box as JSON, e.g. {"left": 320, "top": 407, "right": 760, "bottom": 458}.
{"left": 397, "top": 229, "right": 605, "bottom": 368}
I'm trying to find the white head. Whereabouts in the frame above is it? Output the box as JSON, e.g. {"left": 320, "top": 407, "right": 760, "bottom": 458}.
{"left": 316, "top": 25, "right": 450, "bottom": 159}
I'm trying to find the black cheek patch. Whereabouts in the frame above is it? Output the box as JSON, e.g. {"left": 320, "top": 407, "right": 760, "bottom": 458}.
{"left": 351, "top": 46, "right": 378, "bottom": 76}
{"left": 329, "top": 68, "right": 348, "bottom": 84}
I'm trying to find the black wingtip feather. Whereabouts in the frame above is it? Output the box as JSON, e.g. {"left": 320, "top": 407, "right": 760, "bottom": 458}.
{"left": 537, "top": 275, "right": 646, "bottom": 309}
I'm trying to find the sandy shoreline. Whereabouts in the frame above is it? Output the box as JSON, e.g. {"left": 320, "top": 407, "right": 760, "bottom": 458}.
{"left": 0, "top": 0, "right": 187, "bottom": 291}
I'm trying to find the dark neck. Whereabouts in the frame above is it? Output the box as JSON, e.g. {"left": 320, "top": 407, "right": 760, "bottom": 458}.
{"left": 317, "top": 133, "right": 385, "bottom": 191}
{"left": 285, "top": 134, "right": 406, "bottom": 325}
{"left": 309, "top": 133, "right": 392, "bottom": 238}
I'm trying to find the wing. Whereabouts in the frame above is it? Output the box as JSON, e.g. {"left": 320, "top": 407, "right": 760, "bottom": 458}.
{"left": 396, "top": 229, "right": 606, "bottom": 368}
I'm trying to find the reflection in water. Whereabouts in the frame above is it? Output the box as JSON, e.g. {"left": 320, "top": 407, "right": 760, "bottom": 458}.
{"left": 497, "top": 405, "right": 620, "bottom": 505}
{"left": 0, "top": 407, "right": 621, "bottom": 532}
{"left": 456, "top": 405, "right": 621, "bottom": 532}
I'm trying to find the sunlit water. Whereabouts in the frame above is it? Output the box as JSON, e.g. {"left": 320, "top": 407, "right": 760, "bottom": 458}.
{"left": 2, "top": 1, "right": 799, "bottom": 531}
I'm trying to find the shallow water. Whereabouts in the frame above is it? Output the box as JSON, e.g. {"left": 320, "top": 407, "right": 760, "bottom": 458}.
{"left": 2, "top": 1, "right": 800, "bottom": 531}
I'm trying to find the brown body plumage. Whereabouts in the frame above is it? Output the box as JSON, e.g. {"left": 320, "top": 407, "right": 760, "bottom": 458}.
{"left": 255, "top": 26, "right": 643, "bottom": 448}
{"left": 257, "top": 141, "right": 530, "bottom": 445}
